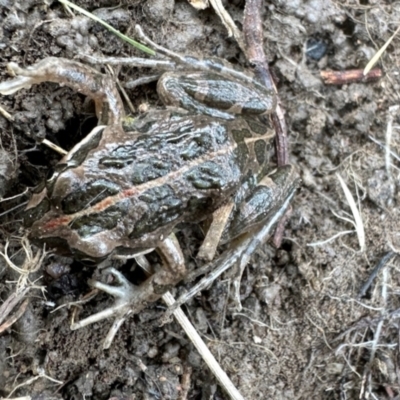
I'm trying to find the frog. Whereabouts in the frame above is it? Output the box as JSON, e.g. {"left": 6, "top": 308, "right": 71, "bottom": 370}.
{"left": 0, "top": 47, "right": 299, "bottom": 336}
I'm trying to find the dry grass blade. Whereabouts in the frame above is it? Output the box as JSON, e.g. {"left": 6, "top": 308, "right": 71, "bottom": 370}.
{"left": 209, "top": 0, "right": 244, "bottom": 47}
{"left": 385, "top": 105, "right": 399, "bottom": 179}
{"left": 135, "top": 254, "right": 245, "bottom": 400}
{"left": 0, "top": 298, "right": 30, "bottom": 333}
{"left": 307, "top": 230, "right": 355, "bottom": 247}
{"left": 2, "top": 397, "right": 31, "bottom": 400}
{"left": 162, "top": 292, "right": 245, "bottom": 400}
{"left": 41, "top": 139, "right": 67, "bottom": 156}
{"left": 58, "top": 0, "right": 155, "bottom": 55}
{"left": 0, "top": 287, "right": 30, "bottom": 329}
{"left": 188, "top": 0, "right": 244, "bottom": 50}
{"left": 187, "top": 0, "right": 209, "bottom": 9}
{"left": 0, "top": 104, "right": 13, "bottom": 121}
{"left": 364, "top": 25, "right": 400, "bottom": 75}
{"left": 336, "top": 173, "right": 365, "bottom": 252}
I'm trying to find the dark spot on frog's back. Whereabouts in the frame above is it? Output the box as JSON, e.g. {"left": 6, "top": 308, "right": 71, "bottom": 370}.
{"left": 130, "top": 159, "right": 172, "bottom": 185}
{"left": 231, "top": 128, "right": 252, "bottom": 143}
{"left": 254, "top": 139, "right": 267, "bottom": 165}
{"left": 185, "top": 161, "right": 226, "bottom": 189}
{"left": 180, "top": 124, "right": 227, "bottom": 161}
{"left": 202, "top": 79, "right": 238, "bottom": 110}
{"left": 130, "top": 185, "right": 183, "bottom": 238}
{"left": 100, "top": 145, "right": 137, "bottom": 168}
{"left": 69, "top": 201, "right": 129, "bottom": 238}
{"left": 233, "top": 142, "right": 250, "bottom": 172}
{"left": 245, "top": 118, "right": 268, "bottom": 135}
{"left": 138, "top": 184, "right": 178, "bottom": 203}
{"left": 61, "top": 179, "right": 120, "bottom": 214}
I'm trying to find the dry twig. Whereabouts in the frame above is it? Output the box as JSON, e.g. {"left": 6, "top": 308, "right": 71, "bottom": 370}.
{"left": 320, "top": 68, "right": 382, "bottom": 85}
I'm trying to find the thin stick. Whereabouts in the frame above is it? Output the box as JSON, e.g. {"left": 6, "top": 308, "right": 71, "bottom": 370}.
{"left": 242, "top": 0, "right": 291, "bottom": 249}
{"left": 209, "top": 0, "right": 244, "bottom": 50}
{"left": 362, "top": 263, "right": 390, "bottom": 398}
{"left": 79, "top": 54, "right": 175, "bottom": 69}
{"left": 358, "top": 252, "right": 395, "bottom": 299}
{"left": 163, "top": 292, "right": 244, "bottom": 400}
{"left": 320, "top": 69, "right": 382, "bottom": 85}
{"left": 0, "top": 299, "right": 30, "bottom": 333}
{"left": 0, "top": 288, "right": 30, "bottom": 326}
{"left": 42, "top": 139, "right": 68, "bottom": 156}
{"left": 197, "top": 201, "right": 234, "bottom": 261}
{"left": 385, "top": 105, "right": 399, "bottom": 179}
{"left": 0, "top": 104, "right": 13, "bottom": 121}
{"left": 136, "top": 255, "right": 244, "bottom": 400}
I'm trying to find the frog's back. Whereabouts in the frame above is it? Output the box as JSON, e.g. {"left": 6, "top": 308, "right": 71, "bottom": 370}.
{"left": 26, "top": 112, "right": 259, "bottom": 259}
{"left": 95, "top": 112, "right": 244, "bottom": 237}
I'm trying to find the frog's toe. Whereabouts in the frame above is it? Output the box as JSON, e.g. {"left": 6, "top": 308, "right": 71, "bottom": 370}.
{"left": 88, "top": 267, "right": 136, "bottom": 300}
{"left": 71, "top": 268, "right": 138, "bottom": 348}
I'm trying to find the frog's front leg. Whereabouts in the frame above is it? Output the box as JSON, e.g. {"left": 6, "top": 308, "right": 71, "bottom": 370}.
{"left": 71, "top": 235, "right": 186, "bottom": 348}
{"left": 0, "top": 57, "right": 124, "bottom": 126}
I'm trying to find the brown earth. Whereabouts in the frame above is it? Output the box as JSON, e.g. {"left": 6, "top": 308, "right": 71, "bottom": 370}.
{"left": 0, "top": 0, "right": 400, "bottom": 399}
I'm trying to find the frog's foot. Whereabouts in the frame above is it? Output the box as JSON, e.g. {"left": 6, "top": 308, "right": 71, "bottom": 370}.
{"left": 0, "top": 57, "right": 124, "bottom": 125}
{"left": 71, "top": 267, "right": 138, "bottom": 348}
{"left": 71, "top": 235, "right": 186, "bottom": 349}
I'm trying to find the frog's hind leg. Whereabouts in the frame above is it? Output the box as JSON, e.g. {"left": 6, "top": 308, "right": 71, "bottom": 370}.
{"left": 220, "top": 165, "right": 297, "bottom": 243}
{"left": 163, "top": 166, "right": 299, "bottom": 319}
{"left": 71, "top": 234, "right": 186, "bottom": 349}
{"left": 0, "top": 57, "right": 124, "bottom": 125}
{"left": 164, "top": 173, "right": 299, "bottom": 319}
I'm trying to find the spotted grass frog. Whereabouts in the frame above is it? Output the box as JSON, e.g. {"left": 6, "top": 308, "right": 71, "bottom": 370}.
{"left": 0, "top": 51, "right": 299, "bottom": 330}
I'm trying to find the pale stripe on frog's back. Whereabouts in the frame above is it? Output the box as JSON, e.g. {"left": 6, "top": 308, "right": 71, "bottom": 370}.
{"left": 35, "top": 116, "right": 246, "bottom": 240}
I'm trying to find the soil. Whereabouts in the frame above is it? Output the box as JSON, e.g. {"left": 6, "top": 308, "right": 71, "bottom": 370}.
{"left": 1, "top": 0, "right": 400, "bottom": 399}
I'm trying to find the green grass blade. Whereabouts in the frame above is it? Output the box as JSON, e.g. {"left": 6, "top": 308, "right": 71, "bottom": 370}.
{"left": 59, "top": 0, "right": 155, "bottom": 56}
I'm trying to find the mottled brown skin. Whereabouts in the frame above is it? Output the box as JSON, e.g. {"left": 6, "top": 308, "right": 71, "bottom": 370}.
{"left": 26, "top": 109, "right": 279, "bottom": 261}
{"left": 1, "top": 56, "right": 298, "bottom": 320}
